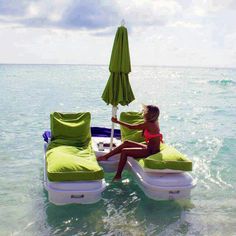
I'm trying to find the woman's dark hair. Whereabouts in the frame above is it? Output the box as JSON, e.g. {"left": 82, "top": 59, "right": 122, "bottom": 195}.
{"left": 143, "top": 105, "right": 160, "bottom": 122}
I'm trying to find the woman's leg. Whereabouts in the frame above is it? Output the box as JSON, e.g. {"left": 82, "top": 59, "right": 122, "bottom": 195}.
{"left": 113, "top": 147, "right": 150, "bottom": 181}
{"left": 97, "top": 140, "right": 146, "bottom": 161}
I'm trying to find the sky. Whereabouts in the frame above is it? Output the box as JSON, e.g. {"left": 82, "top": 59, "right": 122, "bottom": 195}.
{"left": 0, "top": 0, "right": 236, "bottom": 67}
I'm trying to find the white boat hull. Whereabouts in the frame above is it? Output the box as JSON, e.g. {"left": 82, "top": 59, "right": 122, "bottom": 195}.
{"left": 127, "top": 156, "right": 196, "bottom": 200}
{"left": 43, "top": 143, "right": 106, "bottom": 205}
{"left": 92, "top": 137, "right": 196, "bottom": 201}
{"left": 43, "top": 136, "right": 196, "bottom": 205}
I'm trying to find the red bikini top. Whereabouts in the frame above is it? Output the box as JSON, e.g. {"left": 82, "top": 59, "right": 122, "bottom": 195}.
{"left": 144, "top": 129, "right": 163, "bottom": 144}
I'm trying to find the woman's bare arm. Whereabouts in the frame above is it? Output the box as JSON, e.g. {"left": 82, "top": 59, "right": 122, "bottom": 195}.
{"left": 112, "top": 117, "right": 146, "bottom": 130}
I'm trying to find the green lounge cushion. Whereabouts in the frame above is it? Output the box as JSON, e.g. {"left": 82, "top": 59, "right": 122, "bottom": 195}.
{"left": 120, "top": 112, "right": 145, "bottom": 143}
{"left": 46, "top": 112, "right": 104, "bottom": 181}
{"left": 46, "top": 141, "right": 104, "bottom": 181}
{"left": 138, "top": 143, "right": 192, "bottom": 171}
{"left": 120, "top": 111, "right": 192, "bottom": 172}
{"left": 51, "top": 112, "right": 91, "bottom": 146}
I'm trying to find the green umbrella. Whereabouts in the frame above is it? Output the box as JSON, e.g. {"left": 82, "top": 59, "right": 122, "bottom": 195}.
{"left": 102, "top": 24, "right": 135, "bottom": 149}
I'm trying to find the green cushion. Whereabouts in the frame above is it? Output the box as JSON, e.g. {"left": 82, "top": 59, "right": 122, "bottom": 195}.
{"left": 120, "top": 111, "right": 192, "bottom": 171}
{"left": 138, "top": 143, "right": 192, "bottom": 171}
{"left": 50, "top": 112, "right": 91, "bottom": 146}
{"left": 46, "top": 141, "right": 104, "bottom": 181}
{"left": 120, "top": 112, "right": 145, "bottom": 143}
{"left": 47, "top": 112, "right": 104, "bottom": 181}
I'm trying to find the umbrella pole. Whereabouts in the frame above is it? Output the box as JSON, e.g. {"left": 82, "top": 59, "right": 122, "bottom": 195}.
{"left": 110, "top": 106, "right": 117, "bottom": 151}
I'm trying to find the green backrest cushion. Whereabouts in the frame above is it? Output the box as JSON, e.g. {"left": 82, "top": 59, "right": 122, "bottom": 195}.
{"left": 50, "top": 112, "right": 91, "bottom": 146}
{"left": 120, "top": 112, "right": 145, "bottom": 143}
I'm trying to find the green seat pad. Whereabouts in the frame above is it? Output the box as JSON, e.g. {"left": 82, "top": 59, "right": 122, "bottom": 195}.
{"left": 138, "top": 143, "right": 192, "bottom": 171}
{"left": 51, "top": 112, "right": 91, "bottom": 146}
{"left": 120, "top": 111, "right": 192, "bottom": 171}
{"left": 46, "top": 112, "right": 104, "bottom": 181}
{"left": 120, "top": 112, "right": 145, "bottom": 143}
{"left": 46, "top": 141, "right": 104, "bottom": 181}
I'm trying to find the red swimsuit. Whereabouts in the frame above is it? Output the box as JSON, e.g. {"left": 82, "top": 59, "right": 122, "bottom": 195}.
{"left": 144, "top": 129, "right": 163, "bottom": 144}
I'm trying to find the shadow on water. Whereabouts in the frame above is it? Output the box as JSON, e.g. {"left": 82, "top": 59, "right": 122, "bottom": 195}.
{"left": 45, "top": 172, "right": 195, "bottom": 236}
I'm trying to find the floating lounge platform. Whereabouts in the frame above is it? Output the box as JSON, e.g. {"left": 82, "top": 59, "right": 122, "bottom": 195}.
{"left": 43, "top": 112, "right": 196, "bottom": 205}
{"left": 43, "top": 142, "right": 106, "bottom": 205}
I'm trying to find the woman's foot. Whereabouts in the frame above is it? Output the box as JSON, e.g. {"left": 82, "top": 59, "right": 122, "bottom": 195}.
{"left": 97, "top": 156, "right": 108, "bottom": 161}
{"left": 112, "top": 175, "right": 121, "bottom": 182}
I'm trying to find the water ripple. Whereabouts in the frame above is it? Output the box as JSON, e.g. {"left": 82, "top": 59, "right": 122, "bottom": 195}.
{"left": 0, "top": 65, "right": 236, "bottom": 235}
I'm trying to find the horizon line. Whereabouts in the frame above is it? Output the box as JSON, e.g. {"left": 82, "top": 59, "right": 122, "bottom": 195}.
{"left": 0, "top": 63, "right": 235, "bottom": 70}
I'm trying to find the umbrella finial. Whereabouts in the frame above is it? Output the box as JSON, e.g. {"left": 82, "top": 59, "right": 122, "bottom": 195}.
{"left": 121, "top": 19, "right": 125, "bottom": 26}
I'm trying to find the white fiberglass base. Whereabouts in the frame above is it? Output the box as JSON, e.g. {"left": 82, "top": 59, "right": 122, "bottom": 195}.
{"left": 93, "top": 137, "right": 196, "bottom": 201}
{"left": 43, "top": 143, "right": 106, "bottom": 205}
{"left": 43, "top": 137, "right": 196, "bottom": 205}
{"left": 127, "top": 157, "right": 197, "bottom": 200}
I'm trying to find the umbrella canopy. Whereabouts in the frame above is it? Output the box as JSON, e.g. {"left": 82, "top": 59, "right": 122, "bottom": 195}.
{"left": 101, "top": 25, "right": 135, "bottom": 150}
{"left": 102, "top": 26, "right": 135, "bottom": 106}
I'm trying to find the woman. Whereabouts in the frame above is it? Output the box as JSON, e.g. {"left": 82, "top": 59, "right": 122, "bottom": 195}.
{"left": 97, "top": 105, "right": 163, "bottom": 181}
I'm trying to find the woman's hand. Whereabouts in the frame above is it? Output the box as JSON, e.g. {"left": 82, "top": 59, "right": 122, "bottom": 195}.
{"left": 111, "top": 117, "right": 118, "bottom": 123}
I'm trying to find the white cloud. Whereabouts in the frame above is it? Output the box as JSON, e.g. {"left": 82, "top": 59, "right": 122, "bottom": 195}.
{"left": 224, "top": 32, "right": 236, "bottom": 49}
{"left": 27, "top": 3, "right": 41, "bottom": 17}
{"left": 116, "top": 0, "right": 183, "bottom": 26}
{"left": 25, "top": 1, "right": 72, "bottom": 23}
{"left": 192, "top": 0, "right": 236, "bottom": 16}
{"left": 0, "top": 21, "right": 22, "bottom": 29}
{"left": 0, "top": 0, "right": 236, "bottom": 67}
{"left": 0, "top": 26, "right": 113, "bottom": 64}
{"left": 168, "top": 21, "right": 203, "bottom": 29}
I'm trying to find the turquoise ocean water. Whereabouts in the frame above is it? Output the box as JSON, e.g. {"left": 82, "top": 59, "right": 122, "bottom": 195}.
{"left": 0, "top": 64, "right": 235, "bottom": 236}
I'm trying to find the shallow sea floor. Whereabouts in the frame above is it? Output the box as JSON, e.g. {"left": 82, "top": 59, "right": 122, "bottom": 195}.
{"left": 0, "top": 65, "right": 235, "bottom": 235}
